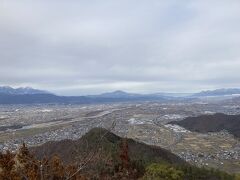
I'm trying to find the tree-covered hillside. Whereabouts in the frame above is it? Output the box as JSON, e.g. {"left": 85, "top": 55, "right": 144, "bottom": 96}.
{"left": 0, "top": 128, "right": 238, "bottom": 179}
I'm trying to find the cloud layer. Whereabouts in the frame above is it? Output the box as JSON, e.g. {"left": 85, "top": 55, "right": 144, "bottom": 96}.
{"left": 1, "top": 0, "right": 240, "bottom": 95}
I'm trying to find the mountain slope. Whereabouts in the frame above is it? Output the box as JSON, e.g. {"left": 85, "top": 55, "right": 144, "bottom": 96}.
{"left": 0, "top": 93, "right": 97, "bottom": 104}
{"left": 31, "top": 128, "right": 185, "bottom": 165}
{"left": 1, "top": 128, "right": 235, "bottom": 179}
{"left": 0, "top": 91, "right": 171, "bottom": 104}
{"left": 170, "top": 113, "right": 240, "bottom": 138}
{"left": 0, "top": 93, "right": 169, "bottom": 104}
{"left": 193, "top": 88, "right": 240, "bottom": 97}
{"left": 93, "top": 90, "right": 141, "bottom": 98}
{"left": 3, "top": 87, "right": 240, "bottom": 104}
{"left": 0, "top": 86, "right": 49, "bottom": 95}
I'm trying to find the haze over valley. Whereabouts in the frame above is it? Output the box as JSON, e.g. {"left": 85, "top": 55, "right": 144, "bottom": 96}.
{"left": 1, "top": 1, "right": 240, "bottom": 179}
{"left": 1, "top": 86, "right": 240, "bottom": 175}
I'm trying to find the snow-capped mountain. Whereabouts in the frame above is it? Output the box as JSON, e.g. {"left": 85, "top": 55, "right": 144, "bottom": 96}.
{"left": 0, "top": 86, "right": 50, "bottom": 95}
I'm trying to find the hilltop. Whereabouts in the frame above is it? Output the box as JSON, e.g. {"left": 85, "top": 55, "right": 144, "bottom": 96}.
{"left": 170, "top": 113, "right": 240, "bottom": 138}
{"left": 31, "top": 127, "right": 185, "bottom": 165}
{"left": 0, "top": 128, "right": 236, "bottom": 179}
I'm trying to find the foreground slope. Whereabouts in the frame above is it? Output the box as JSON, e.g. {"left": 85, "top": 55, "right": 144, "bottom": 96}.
{"left": 1, "top": 128, "right": 236, "bottom": 179}
{"left": 31, "top": 127, "right": 185, "bottom": 165}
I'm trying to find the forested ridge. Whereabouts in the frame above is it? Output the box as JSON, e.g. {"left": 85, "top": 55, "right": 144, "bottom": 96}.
{"left": 0, "top": 128, "right": 238, "bottom": 179}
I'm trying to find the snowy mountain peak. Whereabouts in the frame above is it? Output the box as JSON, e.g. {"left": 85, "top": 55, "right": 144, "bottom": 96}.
{"left": 0, "top": 86, "right": 50, "bottom": 95}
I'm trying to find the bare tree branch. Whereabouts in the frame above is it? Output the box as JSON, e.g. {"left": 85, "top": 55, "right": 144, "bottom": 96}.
{"left": 66, "top": 120, "right": 116, "bottom": 180}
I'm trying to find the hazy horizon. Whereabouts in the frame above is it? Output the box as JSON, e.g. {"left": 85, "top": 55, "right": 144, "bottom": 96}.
{"left": 1, "top": 1, "right": 240, "bottom": 95}
{"left": 1, "top": 84, "right": 240, "bottom": 96}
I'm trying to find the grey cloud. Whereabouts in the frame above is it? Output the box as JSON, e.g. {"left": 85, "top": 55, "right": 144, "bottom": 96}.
{"left": 0, "top": 0, "right": 240, "bottom": 95}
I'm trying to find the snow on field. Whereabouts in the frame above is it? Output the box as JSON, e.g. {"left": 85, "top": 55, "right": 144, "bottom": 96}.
{"left": 39, "top": 109, "right": 53, "bottom": 113}
{"left": 128, "top": 118, "right": 144, "bottom": 125}
{"left": 0, "top": 115, "right": 7, "bottom": 119}
{"left": 165, "top": 124, "right": 190, "bottom": 133}
{"left": 204, "top": 111, "right": 215, "bottom": 114}
{"left": 162, "top": 114, "right": 185, "bottom": 120}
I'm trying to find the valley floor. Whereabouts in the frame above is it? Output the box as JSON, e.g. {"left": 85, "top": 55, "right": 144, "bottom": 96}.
{"left": 0, "top": 100, "right": 240, "bottom": 173}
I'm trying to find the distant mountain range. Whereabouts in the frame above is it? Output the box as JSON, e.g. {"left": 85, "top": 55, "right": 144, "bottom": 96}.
{"left": 192, "top": 88, "right": 240, "bottom": 97}
{"left": 170, "top": 113, "right": 240, "bottom": 138}
{"left": 94, "top": 90, "right": 141, "bottom": 98}
{"left": 94, "top": 90, "right": 192, "bottom": 98}
{"left": 0, "top": 91, "right": 169, "bottom": 105}
{"left": 0, "top": 86, "right": 50, "bottom": 95}
{"left": 1, "top": 86, "right": 240, "bottom": 104}
{"left": 0, "top": 87, "right": 181, "bottom": 104}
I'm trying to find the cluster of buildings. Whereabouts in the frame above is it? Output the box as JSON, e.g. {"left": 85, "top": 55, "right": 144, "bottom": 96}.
{"left": 0, "top": 102, "right": 240, "bottom": 172}
{"left": 178, "top": 147, "right": 240, "bottom": 167}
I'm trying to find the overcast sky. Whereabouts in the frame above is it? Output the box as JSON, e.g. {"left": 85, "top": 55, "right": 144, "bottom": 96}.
{"left": 1, "top": 0, "right": 240, "bottom": 95}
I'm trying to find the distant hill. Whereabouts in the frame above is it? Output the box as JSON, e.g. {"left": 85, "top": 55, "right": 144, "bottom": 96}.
{"left": 31, "top": 128, "right": 185, "bottom": 166}
{"left": 192, "top": 88, "right": 240, "bottom": 97}
{"left": 170, "top": 113, "right": 240, "bottom": 138}
{"left": 0, "top": 93, "right": 89, "bottom": 104}
{"left": 0, "top": 86, "right": 50, "bottom": 95}
{"left": 92, "top": 90, "right": 141, "bottom": 98}
{"left": 0, "top": 88, "right": 174, "bottom": 104}
{"left": 95, "top": 90, "right": 192, "bottom": 98}
{"left": 153, "top": 92, "right": 193, "bottom": 97}
{"left": 3, "top": 87, "right": 240, "bottom": 104}
{"left": 0, "top": 93, "right": 170, "bottom": 105}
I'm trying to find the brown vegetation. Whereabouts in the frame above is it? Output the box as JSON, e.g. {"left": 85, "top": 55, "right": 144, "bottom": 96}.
{"left": 0, "top": 128, "right": 237, "bottom": 179}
